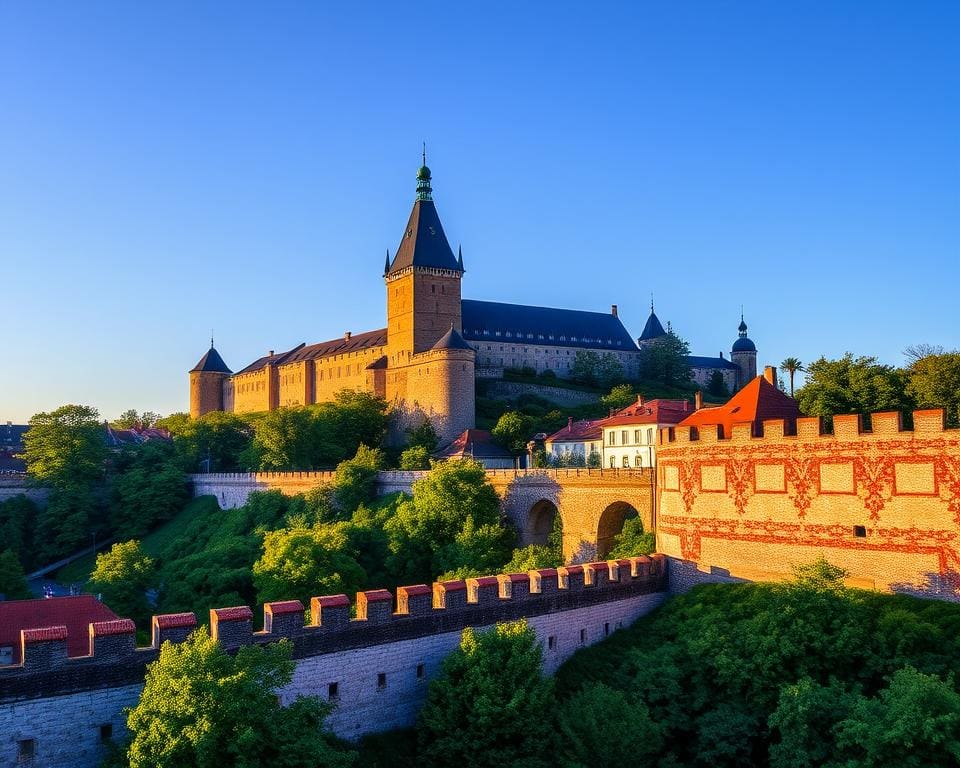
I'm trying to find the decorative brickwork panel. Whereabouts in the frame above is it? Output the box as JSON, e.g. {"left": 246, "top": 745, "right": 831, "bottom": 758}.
{"left": 819, "top": 461, "right": 855, "bottom": 494}
{"left": 700, "top": 464, "right": 726, "bottom": 492}
{"left": 755, "top": 462, "right": 785, "bottom": 493}
{"left": 895, "top": 461, "right": 936, "bottom": 495}
{"left": 663, "top": 465, "right": 680, "bottom": 490}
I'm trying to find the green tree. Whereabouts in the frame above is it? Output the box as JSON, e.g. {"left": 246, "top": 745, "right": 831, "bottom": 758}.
{"left": 906, "top": 351, "right": 960, "bottom": 428}
{"left": 22, "top": 404, "right": 107, "bottom": 487}
{"left": 606, "top": 518, "right": 655, "bottom": 558}
{"left": 253, "top": 522, "right": 366, "bottom": 607}
{"left": 114, "top": 410, "right": 161, "bottom": 429}
{"left": 35, "top": 483, "right": 100, "bottom": 564}
{"left": 417, "top": 620, "right": 554, "bottom": 768}
{"left": 570, "top": 350, "right": 602, "bottom": 387}
{"left": 125, "top": 631, "right": 355, "bottom": 768}
{"left": 638, "top": 329, "right": 691, "bottom": 387}
{"left": 707, "top": 369, "right": 729, "bottom": 397}
{"left": 399, "top": 445, "right": 431, "bottom": 470}
{"left": 406, "top": 418, "right": 439, "bottom": 452}
{"left": 0, "top": 549, "right": 32, "bottom": 600}
{"left": 435, "top": 516, "right": 516, "bottom": 580}
{"left": 601, "top": 383, "right": 636, "bottom": 412}
{"left": 89, "top": 540, "right": 156, "bottom": 623}
{"left": 110, "top": 441, "right": 188, "bottom": 537}
{"left": 796, "top": 354, "right": 912, "bottom": 426}
{"left": 332, "top": 444, "right": 385, "bottom": 515}
{"left": 0, "top": 495, "right": 37, "bottom": 570}
{"left": 171, "top": 411, "right": 253, "bottom": 472}
{"left": 491, "top": 411, "right": 533, "bottom": 456}
{"left": 245, "top": 406, "right": 319, "bottom": 470}
{"left": 313, "top": 390, "right": 390, "bottom": 465}
{"left": 779, "top": 357, "right": 804, "bottom": 398}
{"left": 503, "top": 544, "right": 562, "bottom": 573}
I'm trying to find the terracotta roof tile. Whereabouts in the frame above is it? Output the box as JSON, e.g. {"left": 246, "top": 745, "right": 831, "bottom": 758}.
{"left": 0, "top": 596, "right": 118, "bottom": 663}
{"left": 679, "top": 376, "right": 799, "bottom": 436}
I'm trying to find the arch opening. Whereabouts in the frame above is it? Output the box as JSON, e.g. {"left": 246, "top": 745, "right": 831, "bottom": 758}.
{"left": 596, "top": 501, "right": 639, "bottom": 559}
{"left": 526, "top": 499, "right": 561, "bottom": 547}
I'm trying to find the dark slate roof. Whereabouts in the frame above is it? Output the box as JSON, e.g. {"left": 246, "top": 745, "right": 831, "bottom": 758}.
{"left": 432, "top": 326, "right": 473, "bottom": 351}
{"left": 687, "top": 355, "right": 739, "bottom": 370}
{"left": 434, "top": 429, "right": 515, "bottom": 460}
{"left": 461, "top": 300, "right": 637, "bottom": 351}
{"left": 190, "top": 346, "right": 232, "bottom": 374}
{"left": 387, "top": 199, "right": 461, "bottom": 274}
{"left": 732, "top": 336, "right": 756, "bottom": 352}
{"left": 0, "top": 424, "right": 27, "bottom": 449}
{"left": 235, "top": 329, "right": 387, "bottom": 375}
{"left": 638, "top": 311, "right": 667, "bottom": 341}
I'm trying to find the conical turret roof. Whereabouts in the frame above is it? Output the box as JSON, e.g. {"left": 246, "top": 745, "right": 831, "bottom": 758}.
{"left": 190, "top": 345, "right": 231, "bottom": 374}
{"left": 386, "top": 162, "right": 461, "bottom": 275}
{"left": 431, "top": 325, "right": 473, "bottom": 351}
{"left": 638, "top": 309, "right": 667, "bottom": 341}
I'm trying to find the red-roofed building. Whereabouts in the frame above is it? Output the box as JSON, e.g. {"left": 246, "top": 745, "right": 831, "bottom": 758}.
{"left": 601, "top": 397, "right": 693, "bottom": 469}
{"left": 544, "top": 417, "right": 607, "bottom": 466}
{"left": 679, "top": 367, "right": 800, "bottom": 438}
{"left": 0, "top": 595, "right": 119, "bottom": 665}
{"left": 434, "top": 429, "right": 517, "bottom": 469}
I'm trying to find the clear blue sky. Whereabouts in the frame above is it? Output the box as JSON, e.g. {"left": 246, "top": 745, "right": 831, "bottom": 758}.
{"left": 2, "top": 2, "right": 958, "bottom": 422}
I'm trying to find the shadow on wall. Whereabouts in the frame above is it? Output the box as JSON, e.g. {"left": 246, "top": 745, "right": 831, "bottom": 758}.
{"left": 891, "top": 572, "right": 960, "bottom": 602}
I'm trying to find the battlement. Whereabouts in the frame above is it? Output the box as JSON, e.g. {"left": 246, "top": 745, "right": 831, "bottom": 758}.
{"left": 662, "top": 409, "right": 955, "bottom": 445}
{"left": 0, "top": 555, "right": 667, "bottom": 700}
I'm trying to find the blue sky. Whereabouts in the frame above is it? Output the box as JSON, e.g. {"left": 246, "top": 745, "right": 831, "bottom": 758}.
{"left": 2, "top": 2, "right": 957, "bottom": 422}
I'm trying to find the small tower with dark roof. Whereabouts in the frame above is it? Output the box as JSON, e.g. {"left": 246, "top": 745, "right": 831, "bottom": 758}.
{"left": 731, "top": 313, "right": 757, "bottom": 391}
{"left": 189, "top": 338, "right": 232, "bottom": 418}
{"left": 637, "top": 299, "right": 667, "bottom": 347}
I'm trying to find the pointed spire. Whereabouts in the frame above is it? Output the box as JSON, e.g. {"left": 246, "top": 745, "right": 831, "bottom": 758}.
{"left": 650, "top": 293, "right": 655, "bottom": 313}
{"left": 384, "top": 248, "right": 391, "bottom": 276}
{"left": 211, "top": 329, "right": 215, "bottom": 349}
{"left": 457, "top": 244, "right": 464, "bottom": 272}
{"left": 416, "top": 144, "right": 433, "bottom": 201}
{"left": 738, "top": 307, "right": 748, "bottom": 336}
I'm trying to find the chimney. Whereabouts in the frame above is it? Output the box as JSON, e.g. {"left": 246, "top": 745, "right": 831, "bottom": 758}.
{"left": 694, "top": 391, "right": 703, "bottom": 410}
{"left": 344, "top": 331, "right": 352, "bottom": 341}
{"left": 567, "top": 416, "right": 573, "bottom": 432}
{"left": 763, "top": 366, "right": 776, "bottom": 385}
{"left": 683, "top": 399, "right": 689, "bottom": 412}
{"left": 720, "top": 351, "right": 725, "bottom": 359}
{"left": 268, "top": 350, "right": 274, "bottom": 357}
{"left": 611, "top": 304, "right": 618, "bottom": 317}
{"left": 636, "top": 394, "right": 645, "bottom": 406}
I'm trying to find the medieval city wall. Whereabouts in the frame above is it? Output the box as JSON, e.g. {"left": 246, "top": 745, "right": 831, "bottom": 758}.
{"left": 656, "top": 409, "right": 960, "bottom": 598}
{"left": 481, "top": 380, "right": 601, "bottom": 406}
{"left": 0, "top": 557, "right": 667, "bottom": 768}
{"left": 472, "top": 340, "right": 640, "bottom": 380}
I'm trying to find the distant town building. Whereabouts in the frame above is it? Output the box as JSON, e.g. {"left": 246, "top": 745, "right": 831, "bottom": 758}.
{"left": 0, "top": 423, "right": 27, "bottom": 473}
{"left": 433, "top": 429, "right": 516, "bottom": 469}
{"left": 543, "top": 418, "right": 605, "bottom": 465}
{"left": 601, "top": 397, "right": 692, "bottom": 469}
{"left": 0, "top": 595, "right": 118, "bottom": 666}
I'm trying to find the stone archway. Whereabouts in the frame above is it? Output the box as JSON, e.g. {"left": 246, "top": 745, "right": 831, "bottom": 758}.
{"left": 526, "top": 499, "right": 561, "bottom": 547}
{"left": 596, "top": 501, "right": 639, "bottom": 558}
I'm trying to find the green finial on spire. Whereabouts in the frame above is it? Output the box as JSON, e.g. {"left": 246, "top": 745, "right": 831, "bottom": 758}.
{"left": 416, "top": 143, "right": 433, "bottom": 201}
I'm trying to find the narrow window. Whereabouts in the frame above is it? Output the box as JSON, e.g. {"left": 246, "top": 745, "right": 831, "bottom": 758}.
{"left": 609, "top": 456, "right": 616, "bottom": 469}
{"left": 853, "top": 525, "right": 866, "bottom": 538}
{"left": 416, "top": 663, "right": 425, "bottom": 680}
{"left": 634, "top": 429, "right": 641, "bottom": 443}
{"left": 622, "top": 430, "right": 628, "bottom": 444}
{"left": 604, "top": 622, "right": 610, "bottom": 636}
{"left": 623, "top": 456, "right": 630, "bottom": 468}
{"left": 635, "top": 455, "right": 643, "bottom": 468}
{"left": 327, "top": 682, "right": 339, "bottom": 700}
{"left": 547, "top": 635, "right": 557, "bottom": 651}
{"left": 377, "top": 672, "right": 387, "bottom": 690}
{"left": 579, "top": 628, "right": 586, "bottom": 645}
{"left": 609, "top": 432, "right": 615, "bottom": 445}
{"left": 99, "top": 724, "right": 113, "bottom": 742}
{"left": 17, "top": 739, "right": 35, "bottom": 761}
{"left": 431, "top": 284, "right": 436, "bottom": 293}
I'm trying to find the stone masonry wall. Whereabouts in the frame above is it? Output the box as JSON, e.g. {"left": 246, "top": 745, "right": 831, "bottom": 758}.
{"left": 482, "top": 380, "right": 601, "bottom": 407}
{"left": 0, "top": 558, "right": 667, "bottom": 768}
{"left": 656, "top": 409, "right": 960, "bottom": 599}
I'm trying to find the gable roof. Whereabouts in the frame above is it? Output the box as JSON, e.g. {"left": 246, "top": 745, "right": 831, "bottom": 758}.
{"left": 190, "top": 346, "right": 232, "bottom": 374}
{"left": 687, "top": 355, "right": 739, "bottom": 371}
{"left": 461, "top": 300, "right": 637, "bottom": 351}
{"left": 638, "top": 310, "right": 667, "bottom": 341}
{"left": 544, "top": 418, "right": 606, "bottom": 444}
{"left": 601, "top": 398, "right": 693, "bottom": 428}
{"left": 235, "top": 328, "right": 387, "bottom": 375}
{"left": 0, "top": 595, "right": 118, "bottom": 664}
{"left": 679, "top": 375, "right": 800, "bottom": 436}
{"left": 435, "top": 429, "right": 515, "bottom": 460}
{"left": 387, "top": 198, "right": 461, "bottom": 274}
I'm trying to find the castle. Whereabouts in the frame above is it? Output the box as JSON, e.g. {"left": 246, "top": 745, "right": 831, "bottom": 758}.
{"left": 189, "top": 159, "right": 758, "bottom": 443}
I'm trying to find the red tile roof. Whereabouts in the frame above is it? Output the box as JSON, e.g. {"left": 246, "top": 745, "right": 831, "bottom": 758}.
{"left": 601, "top": 398, "right": 693, "bottom": 427}
{"left": 679, "top": 375, "right": 800, "bottom": 437}
{"left": 435, "top": 429, "right": 514, "bottom": 460}
{"left": 545, "top": 418, "right": 607, "bottom": 444}
{"left": 0, "top": 596, "right": 119, "bottom": 664}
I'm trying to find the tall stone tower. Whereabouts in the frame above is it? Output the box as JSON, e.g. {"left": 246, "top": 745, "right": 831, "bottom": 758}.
{"left": 189, "top": 339, "right": 232, "bottom": 418}
{"left": 384, "top": 157, "right": 465, "bottom": 365}
{"left": 731, "top": 314, "right": 757, "bottom": 391}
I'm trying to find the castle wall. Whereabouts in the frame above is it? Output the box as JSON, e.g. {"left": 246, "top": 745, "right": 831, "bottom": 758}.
{"left": 688, "top": 366, "right": 737, "bottom": 392}
{"left": 311, "top": 344, "right": 387, "bottom": 404}
{"left": 386, "top": 269, "right": 462, "bottom": 358}
{"left": 656, "top": 409, "right": 960, "bottom": 599}
{"left": 189, "top": 371, "right": 225, "bottom": 418}
{"left": 228, "top": 367, "right": 272, "bottom": 414}
{"left": 472, "top": 341, "right": 640, "bottom": 380}
{"left": 0, "top": 559, "right": 667, "bottom": 768}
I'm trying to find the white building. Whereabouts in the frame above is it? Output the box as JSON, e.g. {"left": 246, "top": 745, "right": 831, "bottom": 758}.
{"left": 600, "top": 397, "right": 692, "bottom": 469}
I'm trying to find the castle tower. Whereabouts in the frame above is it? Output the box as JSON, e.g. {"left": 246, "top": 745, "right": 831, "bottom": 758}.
{"left": 637, "top": 298, "right": 667, "bottom": 348}
{"left": 189, "top": 338, "right": 232, "bottom": 418}
{"left": 424, "top": 325, "right": 476, "bottom": 443}
{"left": 385, "top": 156, "right": 464, "bottom": 363}
{"left": 731, "top": 314, "right": 757, "bottom": 391}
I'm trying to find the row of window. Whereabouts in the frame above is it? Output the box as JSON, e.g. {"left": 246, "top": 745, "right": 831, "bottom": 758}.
{"left": 469, "top": 329, "right": 623, "bottom": 346}
{"left": 327, "top": 663, "right": 427, "bottom": 700}
{"left": 608, "top": 428, "right": 655, "bottom": 446}
{"left": 16, "top": 724, "right": 113, "bottom": 762}
{"left": 610, "top": 455, "right": 647, "bottom": 468}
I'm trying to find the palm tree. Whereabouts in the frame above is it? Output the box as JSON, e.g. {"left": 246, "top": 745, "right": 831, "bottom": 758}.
{"left": 780, "top": 358, "right": 804, "bottom": 397}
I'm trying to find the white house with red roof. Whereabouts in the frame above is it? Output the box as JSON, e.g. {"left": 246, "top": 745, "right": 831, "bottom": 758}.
{"left": 543, "top": 417, "right": 606, "bottom": 466}
{"left": 601, "top": 396, "right": 693, "bottom": 469}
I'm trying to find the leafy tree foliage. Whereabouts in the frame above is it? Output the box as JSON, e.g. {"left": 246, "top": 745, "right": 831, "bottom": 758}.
{"left": 707, "top": 369, "right": 728, "bottom": 397}
{"left": 796, "top": 354, "right": 912, "bottom": 426}
{"left": 570, "top": 350, "right": 624, "bottom": 389}
{"left": 0, "top": 495, "right": 38, "bottom": 570}
{"left": 600, "top": 383, "right": 636, "bottom": 412}
{"left": 332, "top": 445, "right": 385, "bottom": 515}
{"left": 167, "top": 411, "right": 253, "bottom": 472}
{"left": 503, "top": 544, "right": 562, "bottom": 573}
{"left": 434, "top": 516, "right": 516, "bottom": 580}
{"left": 399, "top": 445, "right": 431, "bottom": 470}
{"left": 906, "top": 351, "right": 960, "bottom": 427}
{"left": 417, "top": 620, "right": 554, "bottom": 768}
{"left": 245, "top": 406, "right": 319, "bottom": 470}
{"left": 253, "top": 522, "right": 366, "bottom": 607}
{"left": 89, "top": 540, "right": 156, "bottom": 623}
{"left": 125, "top": 632, "right": 355, "bottom": 768}
{"left": 638, "top": 329, "right": 691, "bottom": 387}
{"left": 491, "top": 411, "right": 533, "bottom": 455}
{"left": 0, "top": 549, "right": 32, "bottom": 600}
{"left": 405, "top": 418, "right": 439, "bottom": 452}
{"left": 110, "top": 441, "right": 188, "bottom": 538}
{"left": 114, "top": 410, "right": 161, "bottom": 428}
{"left": 22, "top": 404, "right": 107, "bottom": 487}
{"left": 606, "top": 517, "right": 655, "bottom": 558}
{"left": 35, "top": 483, "right": 100, "bottom": 564}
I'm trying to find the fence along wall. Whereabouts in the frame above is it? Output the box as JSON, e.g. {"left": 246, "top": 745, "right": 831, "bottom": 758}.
{"left": 656, "top": 409, "right": 960, "bottom": 597}
{"left": 0, "top": 556, "right": 668, "bottom": 768}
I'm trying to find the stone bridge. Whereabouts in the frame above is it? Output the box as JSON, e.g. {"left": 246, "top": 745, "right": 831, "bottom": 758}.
{"left": 191, "top": 468, "right": 656, "bottom": 562}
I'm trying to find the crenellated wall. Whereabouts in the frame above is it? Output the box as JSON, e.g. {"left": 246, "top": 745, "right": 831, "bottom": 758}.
{"left": 0, "top": 557, "right": 668, "bottom": 768}
{"left": 656, "top": 409, "right": 960, "bottom": 598}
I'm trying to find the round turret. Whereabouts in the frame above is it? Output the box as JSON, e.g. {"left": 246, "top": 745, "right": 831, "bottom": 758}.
{"left": 730, "top": 315, "right": 757, "bottom": 391}
{"left": 189, "top": 341, "right": 232, "bottom": 418}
